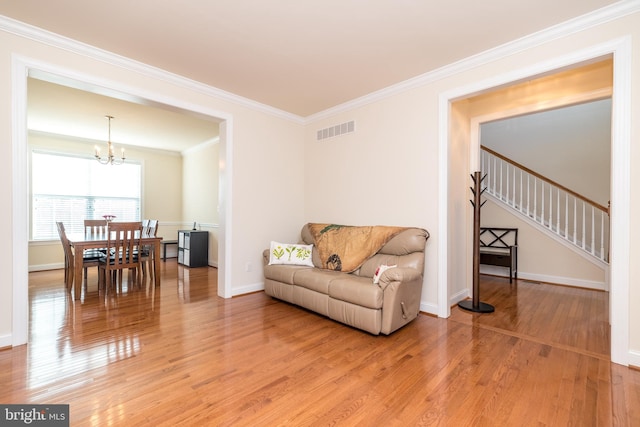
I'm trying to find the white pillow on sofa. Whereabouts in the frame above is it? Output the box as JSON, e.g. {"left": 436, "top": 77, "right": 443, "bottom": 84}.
{"left": 373, "top": 264, "right": 397, "bottom": 284}
{"left": 269, "top": 241, "right": 314, "bottom": 266}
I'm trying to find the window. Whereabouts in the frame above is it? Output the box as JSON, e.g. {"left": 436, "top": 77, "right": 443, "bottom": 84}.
{"left": 32, "top": 151, "right": 141, "bottom": 240}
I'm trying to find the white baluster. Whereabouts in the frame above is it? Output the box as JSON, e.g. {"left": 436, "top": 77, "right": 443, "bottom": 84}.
{"left": 565, "top": 193, "right": 569, "bottom": 239}
{"left": 548, "top": 185, "right": 553, "bottom": 230}
{"left": 527, "top": 174, "right": 531, "bottom": 216}
{"left": 581, "top": 202, "right": 586, "bottom": 250}
{"left": 512, "top": 165, "right": 516, "bottom": 208}
{"left": 493, "top": 156, "right": 497, "bottom": 195}
{"left": 499, "top": 160, "right": 503, "bottom": 201}
{"left": 505, "top": 163, "right": 511, "bottom": 205}
{"left": 573, "top": 197, "right": 577, "bottom": 244}
{"left": 556, "top": 189, "right": 560, "bottom": 235}
{"left": 519, "top": 171, "right": 523, "bottom": 213}
{"left": 533, "top": 177, "right": 537, "bottom": 221}
{"left": 541, "top": 182, "right": 545, "bottom": 226}
{"left": 591, "top": 205, "right": 596, "bottom": 256}
{"left": 600, "top": 212, "right": 605, "bottom": 261}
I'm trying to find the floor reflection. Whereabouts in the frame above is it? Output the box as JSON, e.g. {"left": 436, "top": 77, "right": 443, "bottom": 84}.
{"left": 28, "top": 273, "right": 162, "bottom": 390}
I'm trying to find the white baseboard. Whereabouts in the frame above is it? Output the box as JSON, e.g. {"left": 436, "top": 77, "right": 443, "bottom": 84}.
{"left": 449, "top": 288, "right": 470, "bottom": 307}
{"left": 420, "top": 302, "right": 439, "bottom": 316}
{"left": 233, "top": 281, "right": 264, "bottom": 296}
{"left": 480, "top": 266, "right": 606, "bottom": 290}
{"left": 628, "top": 349, "right": 640, "bottom": 369}
{"left": 0, "top": 333, "right": 12, "bottom": 349}
{"left": 29, "top": 263, "right": 64, "bottom": 272}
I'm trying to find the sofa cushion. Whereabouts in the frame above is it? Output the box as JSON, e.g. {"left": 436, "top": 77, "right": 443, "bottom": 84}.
{"left": 264, "top": 264, "right": 311, "bottom": 284}
{"left": 294, "top": 268, "right": 343, "bottom": 294}
{"left": 328, "top": 276, "right": 383, "bottom": 309}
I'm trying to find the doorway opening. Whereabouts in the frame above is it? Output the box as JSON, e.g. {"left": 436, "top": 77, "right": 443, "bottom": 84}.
{"left": 12, "top": 57, "right": 234, "bottom": 346}
{"left": 439, "top": 39, "right": 631, "bottom": 366}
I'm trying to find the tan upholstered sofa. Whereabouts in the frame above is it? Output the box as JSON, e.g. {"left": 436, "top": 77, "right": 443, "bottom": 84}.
{"left": 263, "top": 223, "right": 429, "bottom": 335}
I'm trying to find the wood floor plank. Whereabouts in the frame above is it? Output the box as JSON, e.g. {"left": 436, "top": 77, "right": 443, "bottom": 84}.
{"left": 0, "top": 265, "right": 638, "bottom": 425}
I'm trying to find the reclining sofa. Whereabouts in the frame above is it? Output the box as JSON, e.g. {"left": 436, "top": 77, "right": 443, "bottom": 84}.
{"left": 263, "top": 223, "right": 429, "bottom": 335}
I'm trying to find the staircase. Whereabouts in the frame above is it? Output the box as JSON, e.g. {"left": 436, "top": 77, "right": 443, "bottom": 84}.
{"left": 480, "top": 146, "right": 609, "bottom": 263}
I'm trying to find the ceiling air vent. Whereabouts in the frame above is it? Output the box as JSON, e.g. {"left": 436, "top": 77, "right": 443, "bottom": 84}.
{"left": 316, "top": 120, "right": 355, "bottom": 141}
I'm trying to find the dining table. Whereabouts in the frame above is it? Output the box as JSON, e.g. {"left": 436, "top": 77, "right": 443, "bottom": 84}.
{"left": 67, "top": 231, "right": 163, "bottom": 300}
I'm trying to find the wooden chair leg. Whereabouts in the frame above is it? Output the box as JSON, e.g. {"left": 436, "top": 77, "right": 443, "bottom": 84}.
{"left": 66, "top": 267, "right": 74, "bottom": 289}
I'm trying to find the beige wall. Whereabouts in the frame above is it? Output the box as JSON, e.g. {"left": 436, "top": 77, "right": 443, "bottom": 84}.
{"left": 182, "top": 140, "right": 219, "bottom": 265}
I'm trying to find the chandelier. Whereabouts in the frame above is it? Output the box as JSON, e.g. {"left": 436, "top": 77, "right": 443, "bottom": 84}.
{"left": 94, "top": 115, "right": 125, "bottom": 165}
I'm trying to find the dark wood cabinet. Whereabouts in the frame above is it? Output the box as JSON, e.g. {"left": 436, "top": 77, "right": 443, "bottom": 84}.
{"left": 177, "top": 230, "right": 208, "bottom": 267}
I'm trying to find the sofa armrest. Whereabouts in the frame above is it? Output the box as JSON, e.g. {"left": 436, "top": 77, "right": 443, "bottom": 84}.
{"left": 378, "top": 267, "right": 424, "bottom": 335}
{"left": 263, "top": 249, "right": 270, "bottom": 266}
{"left": 378, "top": 267, "right": 422, "bottom": 291}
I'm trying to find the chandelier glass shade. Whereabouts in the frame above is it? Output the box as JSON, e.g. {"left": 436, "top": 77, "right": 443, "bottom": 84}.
{"left": 94, "top": 115, "right": 125, "bottom": 165}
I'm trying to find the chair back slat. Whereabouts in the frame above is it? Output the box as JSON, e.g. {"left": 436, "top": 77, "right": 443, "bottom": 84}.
{"left": 84, "top": 219, "right": 108, "bottom": 237}
{"left": 107, "top": 222, "right": 143, "bottom": 270}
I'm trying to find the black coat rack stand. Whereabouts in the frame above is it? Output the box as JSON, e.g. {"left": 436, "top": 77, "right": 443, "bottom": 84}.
{"left": 458, "top": 171, "right": 495, "bottom": 313}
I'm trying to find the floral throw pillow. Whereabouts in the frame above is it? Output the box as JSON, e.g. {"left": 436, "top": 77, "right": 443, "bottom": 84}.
{"left": 269, "top": 241, "right": 314, "bottom": 266}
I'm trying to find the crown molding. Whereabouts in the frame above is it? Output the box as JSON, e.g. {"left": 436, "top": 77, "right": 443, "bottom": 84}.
{"left": 181, "top": 136, "right": 220, "bottom": 156}
{"left": 0, "top": 15, "right": 306, "bottom": 125}
{"left": 305, "top": 0, "right": 640, "bottom": 123}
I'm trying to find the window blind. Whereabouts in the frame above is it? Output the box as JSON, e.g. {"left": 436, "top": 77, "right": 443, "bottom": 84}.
{"left": 32, "top": 151, "right": 141, "bottom": 240}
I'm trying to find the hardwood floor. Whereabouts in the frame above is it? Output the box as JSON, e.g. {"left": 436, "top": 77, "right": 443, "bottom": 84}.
{"left": 1, "top": 263, "right": 639, "bottom": 426}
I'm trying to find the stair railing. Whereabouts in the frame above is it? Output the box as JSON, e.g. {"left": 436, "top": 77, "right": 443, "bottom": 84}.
{"left": 481, "top": 146, "right": 609, "bottom": 262}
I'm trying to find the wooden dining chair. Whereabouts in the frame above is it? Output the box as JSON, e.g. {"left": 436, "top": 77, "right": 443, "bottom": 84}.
{"left": 56, "top": 221, "right": 102, "bottom": 290}
{"left": 84, "top": 219, "right": 108, "bottom": 236}
{"left": 98, "top": 221, "right": 143, "bottom": 293}
{"left": 139, "top": 220, "right": 158, "bottom": 282}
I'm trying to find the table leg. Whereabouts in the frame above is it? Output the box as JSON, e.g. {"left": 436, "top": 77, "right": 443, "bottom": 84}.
{"left": 153, "top": 242, "right": 161, "bottom": 287}
{"left": 74, "top": 248, "right": 83, "bottom": 300}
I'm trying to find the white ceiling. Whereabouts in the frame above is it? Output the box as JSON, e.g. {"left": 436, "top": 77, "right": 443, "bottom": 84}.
{"left": 0, "top": 0, "right": 620, "bottom": 151}
{"left": 27, "top": 78, "right": 220, "bottom": 153}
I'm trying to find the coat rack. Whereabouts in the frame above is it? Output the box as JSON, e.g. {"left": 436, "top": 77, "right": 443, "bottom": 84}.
{"left": 458, "top": 171, "right": 495, "bottom": 313}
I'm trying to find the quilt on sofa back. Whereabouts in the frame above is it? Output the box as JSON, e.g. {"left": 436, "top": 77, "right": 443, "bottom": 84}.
{"left": 300, "top": 223, "right": 429, "bottom": 276}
